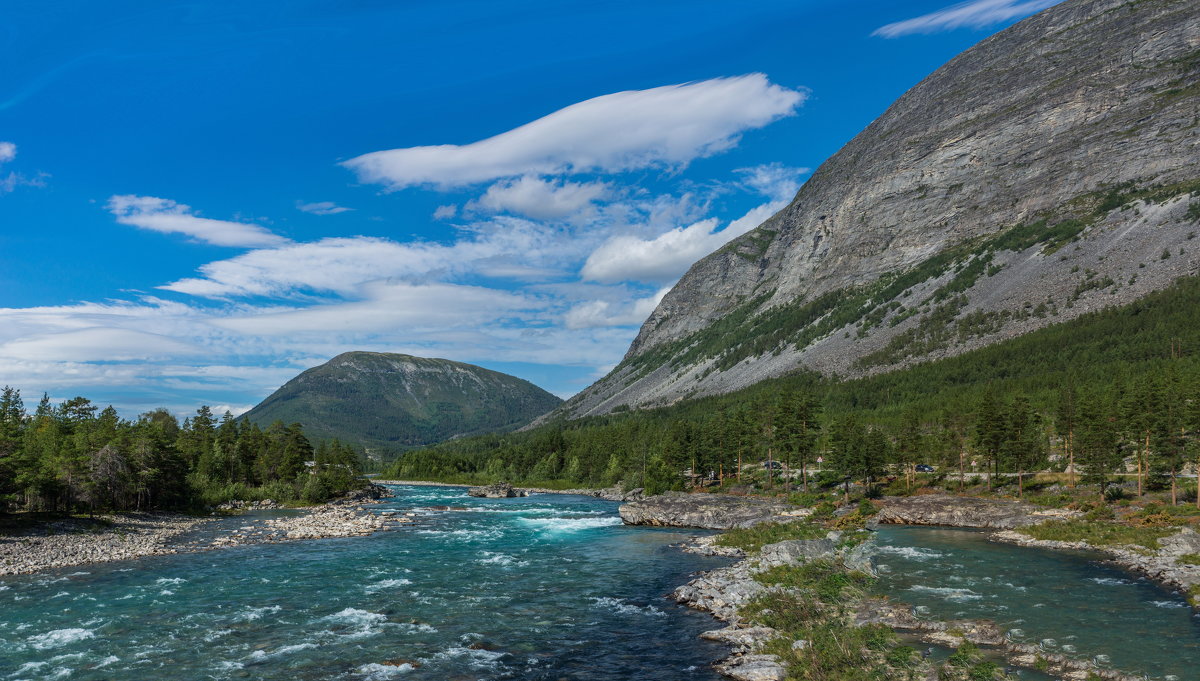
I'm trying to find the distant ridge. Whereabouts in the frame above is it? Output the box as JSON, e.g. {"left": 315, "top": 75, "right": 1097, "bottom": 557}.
{"left": 242, "top": 352, "right": 563, "bottom": 453}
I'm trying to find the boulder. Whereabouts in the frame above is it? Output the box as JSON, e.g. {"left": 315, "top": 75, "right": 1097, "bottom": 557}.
{"left": 619, "top": 492, "right": 795, "bottom": 529}
{"left": 873, "top": 494, "right": 1078, "bottom": 529}
{"left": 467, "top": 482, "right": 527, "bottom": 498}
{"left": 758, "top": 534, "right": 840, "bottom": 568}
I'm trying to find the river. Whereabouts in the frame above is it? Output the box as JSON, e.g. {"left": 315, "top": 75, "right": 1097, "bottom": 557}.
{"left": 0, "top": 485, "right": 729, "bottom": 680}
{"left": 874, "top": 525, "right": 1200, "bottom": 681}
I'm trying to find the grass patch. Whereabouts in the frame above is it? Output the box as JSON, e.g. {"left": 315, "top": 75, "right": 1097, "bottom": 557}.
{"left": 1177, "top": 553, "right": 1200, "bottom": 566}
{"left": 754, "top": 560, "right": 874, "bottom": 603}
{"left": 1018, "top": 519, "right": 1175, "bottom": 548}
{"left": 714, "top": 519, "right": 828, "bottom": 553}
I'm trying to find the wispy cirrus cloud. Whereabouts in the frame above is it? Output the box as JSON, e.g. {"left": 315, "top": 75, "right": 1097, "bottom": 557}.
{"left": 343, "top": 74, "right": 805, "bottom": 189}
{"left": 0, "top": 141, "right": 48, "bottom": 194}
{"left": 108, "top": 195, "right": 288, "bottom": 248}
{"left": 296, "top": 200, "right": 352, "bottom": 215}
{"left": 872, "top": 0, "right": 1062, "bottom": 38}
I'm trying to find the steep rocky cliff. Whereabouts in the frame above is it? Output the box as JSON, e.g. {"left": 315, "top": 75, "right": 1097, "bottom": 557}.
{"left": 557, "top": 0, "right": 1200, "bottom": 419}
{"left": 243, "top": 352, "right": 562, "bottom": 452}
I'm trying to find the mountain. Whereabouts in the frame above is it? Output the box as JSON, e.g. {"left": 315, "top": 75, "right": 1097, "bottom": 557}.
{"left": 554, "top": 0, "right": 1199, "bottom": 420}
{"left": 242, "top": 352, "right": 563, "bottom": 452}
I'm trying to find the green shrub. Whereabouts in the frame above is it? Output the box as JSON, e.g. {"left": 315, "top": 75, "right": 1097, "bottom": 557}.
{"left": 1018, "top": 519, "right": 1173, "bottom": 548}
{"left": 714, "top": 520, "right": 828, "bottom": 553}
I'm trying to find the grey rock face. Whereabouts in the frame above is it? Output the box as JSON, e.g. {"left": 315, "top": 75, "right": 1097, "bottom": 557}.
{"left": 618, "top": 493, "right": 796, "bottom": 529}
{"left": 553, "top": 0, "right": 1200, "bottom": 419}
{"left": 758, "top": 535, "right": 839, "bottom": 568}
{"left": 872, "top": 494, "right": 1079, "bottom": 529}
{"left": 467, "top": 482, "right": 527, "bottom": 498}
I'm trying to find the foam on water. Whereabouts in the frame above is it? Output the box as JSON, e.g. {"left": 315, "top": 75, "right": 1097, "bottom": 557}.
{"left": 248, "top": 642, "right": 318, "bottom": 661}
{"left": 476, "top": 551, "right": 529, "bottom": 567}
{"left": 1151, "top": 600, "right": 1188, "bottom": 609}
{"left": 518, "top": 516, "right": 623, "bottom": 533}
{"left": 908, "top": 585, "right": 983, "bottom": 602}
{"left": 591, "top": 596, "right": 667, "bottom": 617}
{"left": 232, "top": 605, "right": 281, "bottom": 621}
{"left": 156, "top": 577, "right": 187, "bottom": 585}
{"left": 357, "top": 662, "right": 415, "bottom": 679}
{"left": 27, "top": 627, "right": 96, "bottom": 649}
{"left": 875, "top": 545, "right": 945, "bottom": 560}
{"left": 322, "top": 608, "right": 388, "bottom": 626}
{"left": 426, "top": 645, "right": 507, "bottom": 670}
{"left": 365, "top": 578, "right": 413, "bottom": 592}
{"left": 1089, "top": 577, "right": 1134, "bottom": 586}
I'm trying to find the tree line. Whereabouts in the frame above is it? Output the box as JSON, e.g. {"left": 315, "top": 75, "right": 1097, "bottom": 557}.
{"left": 387, "top": 274, "right": 1200, "bottom": 500}
{"left": 0, "top": 388, "right": 364, "bottom": 514}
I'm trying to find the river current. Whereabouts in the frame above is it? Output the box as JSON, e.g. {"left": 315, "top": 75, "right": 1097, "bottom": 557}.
{"left": 874, "top": 525, "right": 1200, "bottom": 681}
{"left": 0, "top": 485, "right": 730, "bottom": 680}
{"left": 7, "top": 489, "right": 1200, "bottom": 681}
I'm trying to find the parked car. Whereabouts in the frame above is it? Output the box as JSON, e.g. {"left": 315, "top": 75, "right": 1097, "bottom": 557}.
{"left": 915, "top": 464, "right": 935, "bottom": 473}
{"left": 762, "top": 461, "right": 783, "bottom": 470}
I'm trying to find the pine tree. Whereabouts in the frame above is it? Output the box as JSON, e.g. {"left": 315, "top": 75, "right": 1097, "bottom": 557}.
{"left": 972, "top": 391, "right": 1005, "bottom": 490}
{"left": 999, "top": 394, "right": 1045, "bottom": 498}
{"left": 1055, "top": 380, "right": 1078, "bottom": 488}
{"left": 895, "top": 407, "right": 923, "bottom": 491}
{"left": 1076, "top": 389, "right": 1122, "bottom": 500}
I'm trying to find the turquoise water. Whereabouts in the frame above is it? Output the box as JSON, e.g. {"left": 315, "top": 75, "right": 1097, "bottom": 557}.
{"left": 0, "top": 485, "right": 731, "bottom": 680}
{"left": 874, "top": 526, "right": 1200, "bottom": 681}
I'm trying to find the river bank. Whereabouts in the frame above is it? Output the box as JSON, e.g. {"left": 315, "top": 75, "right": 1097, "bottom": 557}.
{"left": 375, "top": 479, "right": 645, "bottom": 501}
{"left": 0, "top": 484, "right": 404, "bottom": 576}
{"left": 631, "top": 491, "right": 1198, "bottom": 681}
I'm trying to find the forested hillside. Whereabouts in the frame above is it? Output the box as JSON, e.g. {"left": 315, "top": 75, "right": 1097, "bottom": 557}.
{"left": 556, "top": 0, "right": 1200, "bottom": 419}
{"left": 0, "top": 394, "right": 364, "bottom": 514}
{"left": 386, "top": 275, "right": 1200, "bottom": 497}
{"left": 242, "top": 352, "right": 562, "bottom": 454}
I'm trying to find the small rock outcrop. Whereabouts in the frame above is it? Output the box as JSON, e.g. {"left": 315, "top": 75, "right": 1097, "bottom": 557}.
{"left": 619, "top": 492, "right": 796, "bottom": 529}
{"left": 673, "top": 532, "right": 861, "bottom": 681}
{"left": 872, "top": 494, "right": 1077, "bottom": 529}
{"left": 467, "top": 482, "right": 527, "bottom": 498}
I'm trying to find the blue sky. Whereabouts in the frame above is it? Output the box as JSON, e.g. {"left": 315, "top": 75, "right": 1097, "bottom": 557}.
{"left": 0, "top": 0, "right": 1062, "bottom": 416}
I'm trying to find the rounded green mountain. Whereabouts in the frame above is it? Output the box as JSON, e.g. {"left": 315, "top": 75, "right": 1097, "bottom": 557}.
{"left": 242, "top": 352, "right": 563, "bottom": 453}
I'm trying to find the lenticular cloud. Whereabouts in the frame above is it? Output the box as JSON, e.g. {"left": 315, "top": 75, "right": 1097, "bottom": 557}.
{"left": 343, "top": 74, "right": 805, "bottom": 189}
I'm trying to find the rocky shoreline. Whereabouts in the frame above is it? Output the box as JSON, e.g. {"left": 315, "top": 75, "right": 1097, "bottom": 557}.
{"left": 992, "top": 526, "right": 1200, "bottom": 601}
{"left": 671, "top": 531, "right": 871, "bottom": 681}
{"left": 0, "top": 484, "right": 405, "bottom": 577}
{"left": 0, "top": 513, "right": 212, "bottom": 577}
{"left": 634, "top": 491, "right": 1188, "bottom": 681}
{"left": 376, "top": 479, "right": 646, "bottom": 502}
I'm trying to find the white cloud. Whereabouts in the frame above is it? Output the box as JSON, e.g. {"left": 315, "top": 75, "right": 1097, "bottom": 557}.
{"left": 872, "top": 0, "right": 1061, "bottom": 37}
{"left": 0, "top": 328, "right": 201, "bottom": 362}
{"left": 433, "top": 204, "right": 458, "bottom": 220}
{"left": 565, "top": 288, "right": 670, "bottom": 329}
{"left": 161, "top": 221, "right": 575, "bottom": 299}
{"left": 297, "top": 200, "right": 352, "bottom": 215}
{"left": 468, "top": 176, "right": 609, "bottom": 220}
{"left": 581, "top": 200, "right": 783, "bottom": 284}
{"left": 343, "top": 74, "right": 805, "bottom": 189}
{"left": 214, "top": 281, "right": 538, "bottom": 335}
{"left": 107, "top": 195, "right": 288, "bottom": 248}
{"left": 0, "top": 141, "right": 47, "bottom": 194}
{"left": 737, "top": 163, "right": 807, "bottom": 201}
